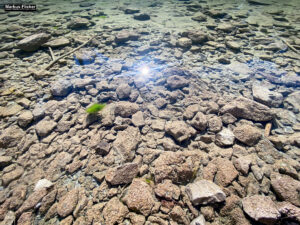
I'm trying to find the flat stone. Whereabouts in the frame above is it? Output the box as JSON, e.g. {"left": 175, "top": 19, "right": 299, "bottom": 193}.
{"left": 0, "top": 156, "right": 12, "bottom": 168}
{"left": 105, "top": 162, "right": 139, "bottom": 185}
{"left": 233, "top": 156, "right": 252, "bottom": 175}
{"left": 115, "top": 30, "right": 140, "bottom": 44}
{"left": 0, "top": 211, "right": 15, "bottom": 225}
{"left": 16, "top": 33, "right": 51, "bottom": 52}
{"left": 220, "top": 97, "right": 273, "bottom": 122}
{"left": 116, "top": 83, "right": 131, "bottom": 100}
{"left": 190, "top": 112, "right": 207, "bottom": 131}
{"left": 215, "top": 128, "right": 235, "bottom": 146}
{"left": 51, "top": 79, "right": 73, "bottom": 97}
{"left": 186, "top": 30, "right": 207, "bottom": 43}
{"left": 276, "top": 201, "right": 300, "bottom": 223}
{"left": 103, "top": 197, "right": 129, "bottom": 225}
{"left": 133, "top": 13, "right": 150, "bottom": 21}
{"left": 252, "top": 83, "right": 283, "bottom": 107}
{"left": 190, "top": 215, "right": 206, "bottom": 225}
{"left": 34, "top": 179, "right": 53, "bottom": 192}
{"left": 242, "top": 195, "right": 280, "bottom": 225}
{"left": 18, "top": 110, "right": 33, "bottom": 127}
{"left": 177, "top": 37, "right": 192, "bottom": 48}
{"left": 186, "top": 180, "right": 226, "bottom": 205}
{"left": 154, "top": 179, "right": 180, "bottom": 201}
{"left": 132, "top": 111, "right": 145, "bottom": 127}
{"left": 57, "top": 189, "right": 79, "bottom": 218}
{"left": 67, "top": 17, "right": 89, "bottom": 29}
{"left": 122, "top": 178, "right": 156, "bottom": 216}
{"left": 166, "top": 75, "right": 189, "bottom": 89}
{"left": 233, "top": 124, "right": 262, "bottom": 146}
{"left": 74, "top": 50, "right": 96, "bottom": 65}
{"left": 43, "top": 37, "right": 70, "bottom": 48}
{"left": 2, "top": 166, "right": 24, "bottom": 186}
{"left": 0, "top": 103, "right": 23, "bottom": 117}
{"left": 0, "top": 126, "right": 25, "bottom": 148}
{"left": 35, "top": 120, "right": 57, "bottom": 137}
{"left": 165, "top": 120, "right": 196, "bottom": 142}
{"left": 271, "top": 173, "right": 300, "bottom": 206}
{"left": 114, "top": 102, "right": 139, "bottom": 117}
{"left": 214, "top": 158, "right": 239, "bottom": 187}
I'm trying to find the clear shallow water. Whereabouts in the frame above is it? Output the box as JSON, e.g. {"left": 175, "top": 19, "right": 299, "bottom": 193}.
{"left": 0, "top": 0, "right": 300, "bottom": 224}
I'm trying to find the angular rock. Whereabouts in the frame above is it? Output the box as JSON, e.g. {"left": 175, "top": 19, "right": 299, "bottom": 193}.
{"left": 0, "top": 126, "right": 25, "bottom": 148}
{"left": 214, "top": 158, "right": 239, "bottom": 187}
{"left": 271, "top": 173, "right": 300, "bottom": 206}
{"left": 35, "top": 120, "right": 57, "bottom": 137}
{"left": 208, "top": 116, "right": 223, "bottom": 133}
{"left": 43, "top": 37, "right": 70, "bottom": 48}
{"left": 233, "top": 124, "right": 262, "bottom": 146}
{"left": 186, "top": 180, "right": 226, "bottom": 205}
{"left": 16, "top": 33, "right": 51, "bottom": 52}
{"left": 113, "top": 126, "right": 141, "bottom": 161}
{"left": 114, "top": 102, "right": 139, "bottom": 117}
{"left": 51, "top": 79, "right": 73, "bottom": 97}
{"left": 166, "top": 75, "right": 189, "bottom": 89}
{"left": 74, "top": 49, "right": 96, "bottom": 65}
{"left": 17, "top": 212, "right": 33, "bottom": 225}
{"left": 116, "top": 83, "right": 131, "bottom": 100}
{"left": 190, "top": 112, "right": 207, "bottom": 131}
{"left": 0, "top": 103, "right": 23, "bottom": 117}
{"left": 0, "top": 211, "right": 15, "bottom": 225}
{"left": 105, "top": 162, "right": 139, "bottom": 185}
{"left": 252, "top": 83, "right": 283, "bottom": 107}
{"left": 177, "top": 37, "right": 192, "bottom": 48}
{"left": 57, "top": 188, "right": 79, "bottom": 218}
{"left": 103, "top": 197, "right": 129, "bottom": 225}
{"left": 18, "top": 110, "right": 33, "bottom": 127}
{"left": 215, "top": 128, "right": 235, "bottom": 146}
{"left": 115, "top": 30, "right": 140, "bottom": 44}
{"left": 186, "top": 30, "right": 207, "bottom": 44}
{"left": 220, "top": 97, "right": 273, "bottom": 122}
{"left": 154, "top": 179, "right": 180, "bottom": 201}
{"left": 190, "top": 215, "right": 206, "bottom": 225}
{"left": 165, "top": 120, "right": 196, "bottom": 142}
{"left": 122, "top": 178, "right": 156, "bottom": 216}
{"left": 151, "top": 151, "right": 201, "bottom": 184}
{"left": 233, "top": 156, "right": 252, "bottom": 175}
{"left": 67, "top": 17, "right": 89, "bottom": 29}
{"left": 284, "top": 91, "right": 300, "bottom": 112}
{"left": 242, "top": 195, "right": 280, "bottom": 225}
{"left": 132, "top": 111, "right": 145, "bottom": 127}
{"left": 277, "top": 201, "right": 300, "bottom": 223}
{"left": 34, "top": 179, "right": 53, "bottom": 192}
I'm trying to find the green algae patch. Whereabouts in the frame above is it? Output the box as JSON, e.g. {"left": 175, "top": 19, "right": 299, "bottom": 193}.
{"left": 86, "top": 103, "right": 106, "bottom": 114}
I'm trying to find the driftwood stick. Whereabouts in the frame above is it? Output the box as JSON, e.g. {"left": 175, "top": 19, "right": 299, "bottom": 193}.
{"left": 281, "top": 38, "right": 299, "bottom": 54}
{"left": 44, "top": 35, "right": 96, "bottom": 70}
{"left": 48, "top": 47, "right": 55, "bottom": 61}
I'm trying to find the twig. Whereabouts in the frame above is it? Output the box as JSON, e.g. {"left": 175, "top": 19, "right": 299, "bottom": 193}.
{"left": 43, "top": 35, "right": 96, "bottom": 70}
{"left": 281, "top": 38, "right": 299, "bottom": 54}
{"left": 48, "top": 47, "right": 55, "bottom": 61}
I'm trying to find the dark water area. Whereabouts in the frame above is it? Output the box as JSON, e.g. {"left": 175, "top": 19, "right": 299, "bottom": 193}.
{"left": 0, "top": 0, "right": 300, "bottom": 224}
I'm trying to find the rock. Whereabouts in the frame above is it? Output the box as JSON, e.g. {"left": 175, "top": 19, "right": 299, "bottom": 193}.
{"left": 35, "top": 120, "right": 57, "bottom": 137}
{"left": 132, "top": 111, "right": 145, "bottom": 127}
{"left": 242, "top": 195, "right": 280, "bottom": 225}
{"left": 57, "top": 189, "right": 79, "bottom": 218}
{"left": 133, "top": 13, "right": 150, "bottom": 21}
{"left": 43, "top": 37, "right": 70, "bottom": 48}
{"left": 18, "top": 110, "right": 33, "bottom": 127}
{"left": 165, "top": 120, "right": 196, "bottom": 142}
{"left": 0, "top": 126, "right": 25, "bottom": 148}
{"left": 103, "top": 197, "right": 129, "bottom": 225}
{"left": 217, "top": 23, "right": 234, "bottom": 32}
{"left": 67, "top": 17, "right": 90, "bottom": 29}
{"left": 183, "top": 104, "right": 199, "bottom": 120}
{"left": 284, "top": 91, "right": 300, "bottom": 112}
{"left": 122, "top": 178, "right": 156, "bottom": 216}
{"left": 186, "top": 180, "right": 226, "bottom": 205}
{"left": 208, "top": 116, "right": 223, "bottom": 133}
{"left": 34, "top": 179, "right": 53, "bottom": 191}
{"left": 0, "top": 103, "right": 23, "bottom": 117}
{"left": 0, "top": 156, "right": 12, "bottom": 168}
{"left": 214, "top": 158, "right": 239, "bottom": 187}
{"left": 221, "top": 113, "right": 237, "bottom": 124}
{"left": 93, "top": 140, "right": 111, "bottom": 156}
{"left": 114, "top": 102, "right": 139, "bottom": 117}
{"left": 74, "top": 50, "right": 96, "bottom": 65}
{"left": 252, "top": 83, "right": 283, "bottom": 107}
{"left": 170, "top": 205, "right": 190, "bottom": 225}
{"left": 16, "top": 188, "right": 48, "bottom": 216}
{"left": 0, "top": 211, "right": 15, "bottom": 225}
{"left": 116, "top": 83, "right": 131, "bottom": 100}
{"left": 113, "top": 126, "right": 141, "bottom": 162}
{"left": 51, "top": 79, "right": 73, "bottom": 97}
{"left": 247, "top": 0, "right": 271, "bottom": 5}
{"left": 127, "top": 212, "right": 146, "bottom": 225}
{"left": 154, "top": 98, "right": 168, "bottom": 109}
{"left": 17, "top": 212, "right": 33, "bottom": 225}
{"left": 2, "top": 166, "right": 24, "bottom": 186}
{"left": 226, "top": 41, "right": 241, "bottom": 51}
{"left": 191, "top": 12, "right": 207, "bottom": 22}
{"left": 105, "top": 162, "right": 139, "bottom": 185}
{"left": 154, "top": 179, "right": 180, "bottom": 201}
{"left": 233, "top": 124, "right": 262, "bottom": 146}
{"left": 151, "top": 151, "right": 201, "bottom": 184}
{"left": 60, "top": 216, "right": 73, "bottom": 225}
{"left": 115, "top": 30, "right": 140, "bottom": 44}
{"left": 277, "top": 201, "right": 300, "bottom": 223}
{"left": 185, "top": 30, "right": 207, "bottom": 44}
{"left": 166, "top": 75, "right": 189, "bottom": 89}
{"left": 16, "top": 33, "right": 51, "bottom": 52}
{"left": 190, "top": 112, "right": 207, "bottom": 131}
{"left": 177, "top": 37, "right": 192, "bottom": 48}
{"left": 271, "top": 173, "right": 300, "bottom": 206}
{"left": 215, "top": 128, "right": 235, "bottom": 146}
{"left": 233, "top": 156, "right": 252, "bottom": 175}
{"left": 190, "top": 215, "right": 206, "bottom": 225}
{"left": 151, "top": 119, "right": 165, "bottom": 131}
{"left": 220, "top": 97, "right": 273, "bottom": 122}
{"left": 124, "top": 8, "right": 140, "bottom": 14}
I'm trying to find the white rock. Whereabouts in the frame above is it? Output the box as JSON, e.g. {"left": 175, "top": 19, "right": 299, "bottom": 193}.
{"left": 34, "top": 179, "right": 53, "bottom": 191}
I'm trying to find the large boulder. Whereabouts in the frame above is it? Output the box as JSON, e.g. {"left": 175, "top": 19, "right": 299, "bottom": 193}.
{"left": 220, "top": 97, "right": 273, "bottom": 122}
{"left": 16, "top": 33, "right": 51, "bottom": 52}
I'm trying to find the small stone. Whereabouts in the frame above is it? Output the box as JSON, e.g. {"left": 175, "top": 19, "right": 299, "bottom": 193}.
{"left": 177, "top": 37, "right": 192, "bottom": 48}
{"left": 116, "top": 83, "right": 131, "bottom": 100}
{"left": 190, "top": 112, "right": 207, "bottom": 131}
{"left": 208, "top": 116, "right": 223, "bottom": 133}
{"left": 226, "top": 41, "right": 241, "bottom": 50}
{"left": 233, "top": 124, "right": 262, "bottom": 146}
{"left": 215, "top": 128, "right": 235, "bottom": 146}
{"left": 132, "top": 111, "right": 145, "bottom": 127}
{"left": 233, "top": 156, "right": 252, "bottom": 175}
{"left": 0, "top": 211, "right": 15, "bottom": 225}
{"left": 133, "top": 13, "right": 150, "bottom": 21}
{"left": 154, "top": 179, "right": 180, "bottom": 201}
{"left": 190, "top": 215, "right": 206, "bottom": 225}
{"left": 242, "top": 195, "right": 280, "bottom": 225}
{"left": 105, "top": 162, "right": 139, "bottom": 185}
{"left": 18, "top": 110, "right": 33, "bottom": 127}
{"left": 51, "top": 79, "right": 73, "bottom": 97}
{"left": 166, "top": 75, "right": 189, "bottom": 89}
{"left": 124, "top": 8, "right": 140, "bottom": 14}
{"left": 0, "top": 126, "right": 25, "bottom": 148}
{"left": 17, "top": 212, "right": 33, "bottom": 225}
{"left": 103, "top": 197, "right": 129, "bottom": 225}
{"left": 34, "top": 179, "right": 53, "bottom": 191}
{"left": 17, "top": 33, "right": 51, "bottom": 52}
{"left": 186, "top": 180, "right": 226, "bottom": 205}
{"left": 114, "top": 102, "right": 139, "bottom": 117}
{"left": 57, "top": 189, "right": 79, "bottom": 218}
{"left": 165, "top": 120, "right": 196, "bottom": 142}
{"left": 2, "top": 166, "right": 24, "bottom": 186}
{"left": 74, "top": 50, "right": 96, "bottom": 65}
{"left": 35, "top": 120, "right": 57, "bottom": 137}
{"left": 67, "top": 17, "right": 90, "bottom": 29}
{"left": 0, "top": 103, "right": 23, "bottom": 117}
{"left": 0, "top": 156, "right": 12, "bottom": 168}
{"left": 214, "top": 158, "right": 239, "bottom": 187}
{"left": 151, "top": 119, "right": 166, "bottom": 131}
{"left": 43, "top": 37, "right": 70, "bottom": 48}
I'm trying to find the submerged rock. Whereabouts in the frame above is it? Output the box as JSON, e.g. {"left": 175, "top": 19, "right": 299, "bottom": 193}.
{"left": 166, "top": 75, "right": 189, "bottom": 89}
{"left": 51, "top": 79, "right": 73, "bottom": 97}
{"left": 43, "top": 37, "right": 70, "bottom": 48}
{"left": 133, "top": 13, "right": 150, "bottom": 21}
{"left": 16, "top": 33, "right": 51, "bottom": 52}
{"left": 67, "top": 17, "right": 90, "bottom": 29}
{"left": 233, "top": 124, "right": 262, "bottom": 146}
{"left": 0, "top": 126, "right": 25, "bottom": 148}
{"left": 57, "top": 188, "right": 79, "bottom": 218}
{"left": 103, "top": 197, "right": 129, "bottom": 225}
{"left": 165, "top": 120, "right": 196, "bottom": 142}
{"left": 105, "top": 162, "right": 139, "bottom": 185}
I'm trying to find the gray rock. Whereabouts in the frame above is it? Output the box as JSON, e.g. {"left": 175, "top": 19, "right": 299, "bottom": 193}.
{"left": 105, "top": 162, "right": 139, "bottom": 185}
{"left": 51, "top": 79, "right": 73, "bottom": 97}
{"left": 67, "top": 17, "right": 90, "bottom": 29}
{"left": 2, "top": 166, "right": 24, "bottom": 186}
{"left": 277, "top": 201, "right": 300, "bottom": 223}
{"left": 116, "top": 83, "right": 131, "bottom": 100}
{"left": 190, "top": 112, "right": 207, "bottom": 131}
{"left": 124, "top": 8, "right": 140, "bottom": 14}
{"left": 167, "top": 75, "right": 189, "bottom": 89}
{"left": 115, "top": 30, "right": 140, "bottom": 44}
{"left": 132, "top": 111, "right": 145, "bottom": 127}
{"left": 284, "top": 91, "right": 300, "bottom": 112}
{"left": 233, "top": 124, "right": 262, "bottom": 146}
{"left": 0, "top": 156, "right": 12, "bottom": 168}
{"left": 16, "top": 33, "right": 51, "bottom": 52}
{"left": 114, "top": 102, "right": 139, "bottom": 117}
{"left": 133, "top": 13, "right": 150, "bottom": 21}
{"left": 226, "top": 41, "right": 241, "bottom": 50}
{"left": 186, "top": 30, "right": 207, "bottom": 44}
{"left": 0, "top": 211, "right": 15, "bottom": 225}
{"left": 74, "top": 50, "right": 96, "bottom": 65}
{"left": 177, "top": 37, "right": 192, "bottom": 48}
{"left": 186, "top": 180, "right": 226, "bottom": 205}
{"left": 35, "top": 120, "right": 57, "bottom": 137}
{"left": 43, "top": 37, "right": 70, "bottom": 48}
{"left": 220, "top": 97, "right": 273, "bottom": 122}
{"left": 18, "top": 110, "right": 33, "bottom": 127}
{"left": 0, "top": 126, "right": 25, "bottom": 148}
{"left": 208, "top": 116, "right": 223, "bottom": 133}
{"left": 252, "top": 83, "right": 283, "bottom": 107}
{"left": 242, "top": 195, "right": 280, "bottom": 225}
{"left": 0, "top": 103, "right": 23, "bottom": 117}
{"left": 190, "top": 215, "right": 206, "bottom": 225}
{"left": 165, "top": 120, "right": 196, "bottom": 142}
{"left": 215, "top": 128, "right": 235, "bottom": 146}
{"left": 233, "top": 156, "right": 252, "bottom": 175}
{"left": 191, "top": 12, "right": 207, "bottom": 22}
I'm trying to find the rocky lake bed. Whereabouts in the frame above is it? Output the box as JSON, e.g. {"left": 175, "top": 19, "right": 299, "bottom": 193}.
{"left": 0, "top": 0, "right": 300, "bottom": 224}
